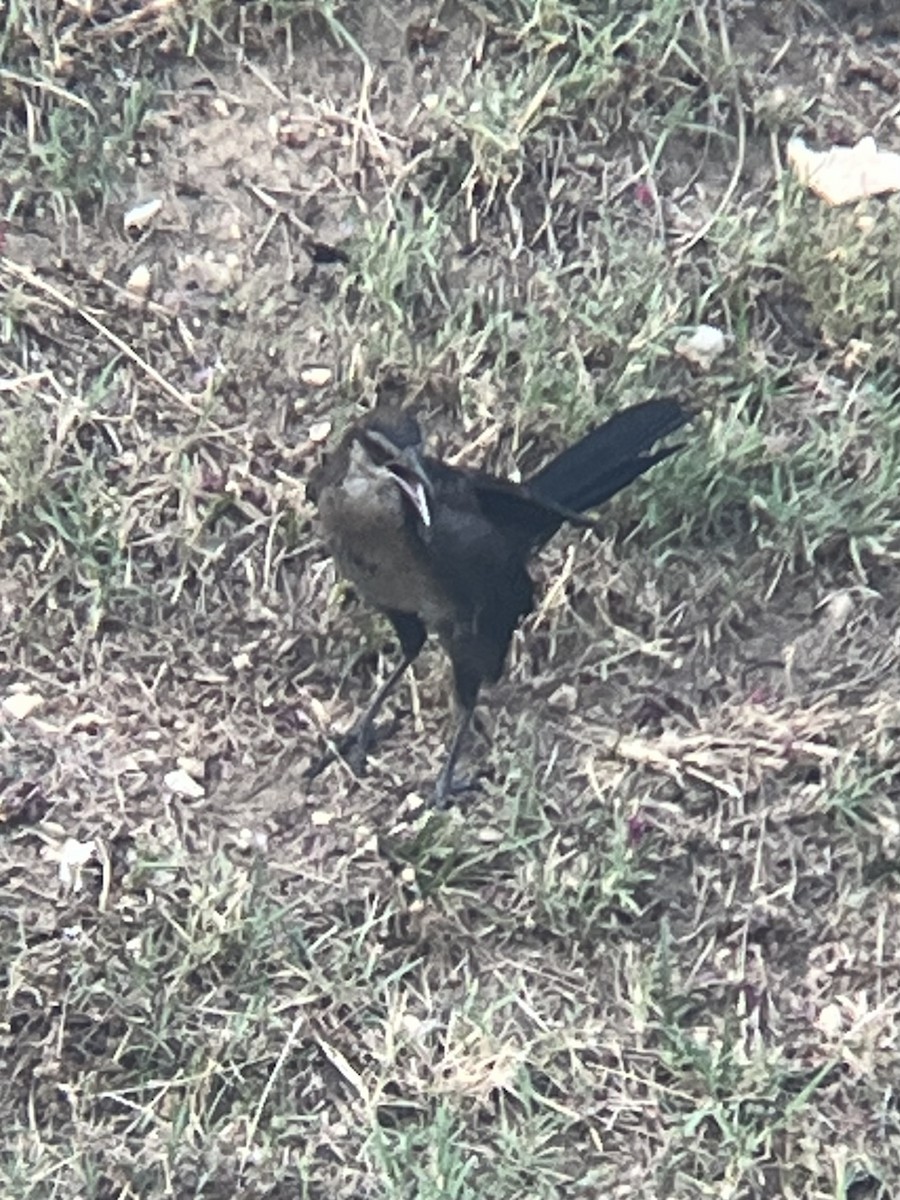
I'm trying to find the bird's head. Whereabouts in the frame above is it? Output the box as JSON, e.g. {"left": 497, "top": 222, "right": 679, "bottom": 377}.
{"left": 350, "top": 409, "right": 433, "bottom": 528}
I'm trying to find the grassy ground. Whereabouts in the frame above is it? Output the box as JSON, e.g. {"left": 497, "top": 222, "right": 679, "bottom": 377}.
{"left": 2, "top": 1, "right": 900, "bottom": 1196}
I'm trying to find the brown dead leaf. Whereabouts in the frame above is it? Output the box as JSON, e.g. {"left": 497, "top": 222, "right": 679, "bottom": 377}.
{"left": 787, "top": 136, "right": 900, "bottom": 206}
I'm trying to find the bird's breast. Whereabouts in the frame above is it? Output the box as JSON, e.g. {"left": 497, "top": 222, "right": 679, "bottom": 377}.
{"left": 318, "top": 476, "right": 446, "bottom": 621}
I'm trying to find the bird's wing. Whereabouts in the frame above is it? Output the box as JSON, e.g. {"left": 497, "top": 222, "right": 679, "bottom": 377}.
{"left": 424, "top": 458, "right": 589, "bottom": 550}
{"left": 420, "top": 464, "right": 535, "bottom": 698}
{"left": 431, "top": 398, "right": 691, "bottom": 548}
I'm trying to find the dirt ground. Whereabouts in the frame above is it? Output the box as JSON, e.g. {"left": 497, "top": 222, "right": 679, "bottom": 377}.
{"left": 2, "top": 1, "right": 900, "bottom": 1197}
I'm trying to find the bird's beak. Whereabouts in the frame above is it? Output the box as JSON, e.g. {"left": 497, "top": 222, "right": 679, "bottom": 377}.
{"left": 388, "top": 447, "right": 432, "bottom": 528}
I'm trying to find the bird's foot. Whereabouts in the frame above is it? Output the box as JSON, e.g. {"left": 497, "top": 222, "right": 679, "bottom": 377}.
{"left": 305, "top": 715, "right": 402, "bottom": 783}
{"left": 431, "top": 769, "right": 483, "bottom": 810}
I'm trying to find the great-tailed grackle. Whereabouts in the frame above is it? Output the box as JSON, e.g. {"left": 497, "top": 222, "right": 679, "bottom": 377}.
{"left": 307, "top": 399, "right": 690, "bottom": 805}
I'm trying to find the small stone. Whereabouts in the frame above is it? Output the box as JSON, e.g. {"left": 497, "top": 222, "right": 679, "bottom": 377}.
{"left": 124, "top": 197, "right": 163, "bottom": 231}
{"left": 300, "top": 367, "right": 332, "bottom": 388}
{"left": 817, "top": 1002, "right": 843, "bottom": 1036}
{"left": 125, "top": 263, "right": 152, "bottom": 297}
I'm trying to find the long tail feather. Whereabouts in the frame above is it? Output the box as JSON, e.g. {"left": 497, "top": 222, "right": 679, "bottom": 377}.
{"left": 527, "top": 399, "right": 690, "bottom": 513}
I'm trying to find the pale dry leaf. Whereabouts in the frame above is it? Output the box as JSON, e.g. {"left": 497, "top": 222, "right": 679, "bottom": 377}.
{"left": 68, "top": 710, "right": 110, "bottom": 733}
{"left": 843, "top": 339, "right": 872, "bottom": 371}
{"left": 126, "top": 263, "right": 152, "bottom": 297}
{"left": 548, "top": 683, "right": 578, "bottom": 711}
{"left": 300, "top": 367, "right": 332, "bottom": 388}
{"left": 818, "top": 590, "right": 855, "bottom": 632}
{"left": 45, "top": 837, "right": 97, "bottom": 892}
{"left": 787, "top": 136, "right": 900, "bottom": 206}
{"left": 438, "top": 1043, "right": 523, "bottom": 1099}
{"left": 675, "top": 324, "right": 728, "bottom": 370}
{"left": 817, "top": 1001, "right": 844, "bottom": 1037}
{"left": 309, "top": 419, "right": 333, "bottom": 443}
{"left": 164, "top": 767, "right": 205, "bottom": 799}
{"left": 2, "top": 691, "right": 43, "bottom": 720}
{"left": 124, "top": 197, "right": 163, "bottom": 230}
{"left": 177, "top": 252, "right": 239, "bottom": 294}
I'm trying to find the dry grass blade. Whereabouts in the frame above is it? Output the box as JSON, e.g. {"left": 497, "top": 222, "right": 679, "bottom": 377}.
{"left": 0, "top": 259, "right": 204, "bottom": 416}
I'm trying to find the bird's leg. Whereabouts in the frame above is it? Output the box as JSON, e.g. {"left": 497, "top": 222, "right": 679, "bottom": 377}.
{"left": 432, "top": 704, "right": 477, "bottom": 808}
{"left": 306, "top": 654, "right": 414, "bottom": 781}
{"left": 343, "top": 654, "right": 414, "bottom": 766}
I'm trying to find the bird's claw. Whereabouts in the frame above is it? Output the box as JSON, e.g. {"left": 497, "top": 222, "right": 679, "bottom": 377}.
{"left": 431, "top": 770, "right": 483, "bottom": 810}
{"left": 305, "top": 724, "right": 374, "bottom": 782}
{"left": 305, "top": 716, "right": 402, "bottom": 783}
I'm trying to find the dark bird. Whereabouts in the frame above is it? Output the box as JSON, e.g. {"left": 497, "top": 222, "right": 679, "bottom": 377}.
{"left": 307, "top": 399, "right": 690, "bottom": 805}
